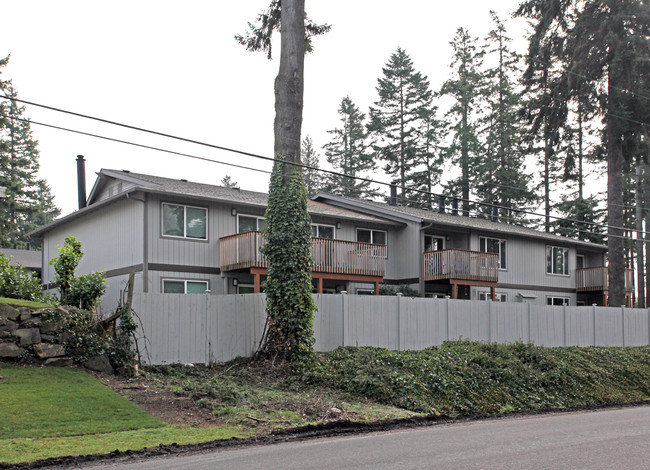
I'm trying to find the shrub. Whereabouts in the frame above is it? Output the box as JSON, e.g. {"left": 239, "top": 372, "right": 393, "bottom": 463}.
{"left": 0, "top": 253, "right": 46, "bottom": 302}
{"left": 379, "top": 284, "right": 421, "bottom": 297}
{"left": 67, "top": 272, "right": 107, "bottom": 310}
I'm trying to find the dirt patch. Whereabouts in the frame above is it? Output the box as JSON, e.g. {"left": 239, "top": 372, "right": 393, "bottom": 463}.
{"left": 88, "top": 371, "right": 220, "bottom": 428}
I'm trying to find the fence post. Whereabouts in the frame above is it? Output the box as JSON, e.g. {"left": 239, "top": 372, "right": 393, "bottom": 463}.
{"left": 397, "top": 294, "right": 402, "bottom": 351}
{"left": 621, "top": 306, "right": 625, "bottom": 347}
{"left": 563, "top": 304, "right": 567, "bottom": 346}
{"left": 205, "top": 293, "right": 210, "bottom": 365}
{"left": 526, "top": 302, "right": 533, "bottom": 344}
{"left": 446, "top": 297, "right": 450, "bottom": 341}
{"left": 592, "top": 304, "right": 597, "bottom": 346}
{"left": 341, "top": 292, "right": 348, "bottom": 347}
{"left": 488, "top": 300, "right": 492, "bottom": 343}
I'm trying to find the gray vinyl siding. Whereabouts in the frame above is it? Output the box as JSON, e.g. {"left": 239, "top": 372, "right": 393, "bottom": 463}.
{"left": 468, "top": 232, "right": 577, "bottom": 290}
{"left": 41, "top": 199, "right": 144, "bottom": 286}
{"left": 148, "top": 271, "right": 222, "bottom": 295}
{"left": 387, "top": 224, "right": 419, "bottom": 280}
{"left": 95, "top": 181, "right": 139, "bottom": 202}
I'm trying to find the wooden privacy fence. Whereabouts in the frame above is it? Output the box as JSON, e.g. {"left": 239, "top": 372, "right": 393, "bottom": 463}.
{"left": 132, "top": 293, "right": 650, "bottom": 365}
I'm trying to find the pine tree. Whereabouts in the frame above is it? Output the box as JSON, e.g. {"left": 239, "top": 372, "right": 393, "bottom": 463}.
{"left": 474, "top": 13, "right": 538, "bottom": 223}
{"left": 409, "top": 105, "right": 445, "bottom": 209}
{"left": 0, "top": 80, "right": 60, "bottom": 249}
{"left": 322, "top": 97, "right": 375, "bottom": 199}
{"left": 220, "top": 175, "right": 239, "bottom": 188}
{"left": 439, "top": 29, "right": 484, "bottom": 216}
{"left": 368, "top": 48, "right": 433, "bottom": 206}
{"left": 300, "top": 135, "right": 324, "bottom": 197}
{"left": 517, "top": 0, "right": 650, "bottom": 306}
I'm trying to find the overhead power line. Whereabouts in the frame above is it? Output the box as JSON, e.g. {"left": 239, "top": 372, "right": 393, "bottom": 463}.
{"left": 3, "top": 107, "right": 649, "bottom": 243}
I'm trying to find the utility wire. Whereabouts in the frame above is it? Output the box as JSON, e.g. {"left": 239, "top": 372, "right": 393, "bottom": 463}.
{"left": 6, "top": 109, "right": 649, "bottom": 241}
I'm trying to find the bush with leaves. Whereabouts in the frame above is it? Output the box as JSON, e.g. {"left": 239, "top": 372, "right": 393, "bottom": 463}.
{"left": 0, "top": 253, "right": 47, "bottom": 302}
{"left": 379, "top": 284, "right": 421, "bottom": 298}
{"left": 49, "top": 236, "right": 105, "bottom": 308}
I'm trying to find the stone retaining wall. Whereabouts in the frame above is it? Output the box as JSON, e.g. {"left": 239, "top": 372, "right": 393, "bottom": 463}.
{"left": 0, "top": 302, "right": 74, "bottom": 366}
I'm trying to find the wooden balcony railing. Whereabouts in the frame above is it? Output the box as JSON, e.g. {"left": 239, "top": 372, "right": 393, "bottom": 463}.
{"left": 219, "top": 231, "right": 386, "bottom": 277}
{"left": 576, "top": 267, "right": 633, "bottom": 292}
{"left": 424, "top": 249, "right": 499, "bottom": 283}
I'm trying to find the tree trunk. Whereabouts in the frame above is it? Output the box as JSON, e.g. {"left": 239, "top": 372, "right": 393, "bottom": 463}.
{"left": 274, "top": 0, "right": 305, "bottom": 176}
{"left": 636, "top": 161, "right": 645, "bottom": 307}
{"left": 607, "top": 112, "right": 625, "bottom": 307}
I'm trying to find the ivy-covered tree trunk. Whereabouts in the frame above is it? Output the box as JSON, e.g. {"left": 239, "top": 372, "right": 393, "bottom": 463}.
{"left": 263, "top": 0, "right": 315, "bottom": 361}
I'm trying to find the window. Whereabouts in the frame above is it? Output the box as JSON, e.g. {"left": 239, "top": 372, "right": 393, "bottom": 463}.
{"left": 576, "top": 254, "right": 585, "bottom": 269}
{"left": 424, "top": 235, "right": 444, "bottom": 252}
{"left": 238, "top": 215, "right": 266, "bottom": 233}
{"left": 162, "top": 279, "right": 208, "bottom": 294}
{"left": 547, "top": 246, "right": 569, "bottom": 276}
{"left": 162, "top": 203, "right": 207, "bottom": 239}
{"left": 479, "top": 236, "right": 506, "bottom": 269}
{"left": 357, "top": 228, "right": 387, "bottom": 245}
{"left": 479, "top": 292, "right": 507, "bottom": 302}
{"left": 237, "top": 284, "right": 255, "bottom": 294}
{"left": 356, "top": 289, "right": 374, "bottom": 295}
{"left": 547, "top": 296, "right": 570, "bottom": 306}
{"left": 311, "top": 224, "right": 335, "bottom": 239}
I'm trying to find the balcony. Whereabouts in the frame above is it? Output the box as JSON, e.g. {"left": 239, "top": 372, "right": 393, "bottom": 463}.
{"left": 576, "top": 267, "right": 633, "bottom": 292}
{"left": 424, "top": 249, "right": 499, "bottom": 283}
{"left": 219, "top": 231, "right": 386, "bottom": 277}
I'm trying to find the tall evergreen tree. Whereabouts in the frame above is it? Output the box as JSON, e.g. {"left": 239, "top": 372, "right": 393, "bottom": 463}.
{"left": 300, "top": 135, "right": 324, "bottom": 197}
{"left": 368, "top": 48, "right": 433, "bottom": 206}
{"left": 517, "top": 0, "right": 650, "bottom": 306}
{"left": 439, "top": 29, "right": 484, "bottom": 216}
{"left": 475, "top": 12, "right": 537, "bottom": 223}
{"left": 0, "top": 73, "right": 60, "bottom": 249}
{"left": 409, "top": 105, "right": 445, "bottom": 209}
{"left": 323, "top": 97, "right": 375, "bottom": 199}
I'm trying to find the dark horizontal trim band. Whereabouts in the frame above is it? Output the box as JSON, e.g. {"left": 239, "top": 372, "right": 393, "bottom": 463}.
{"left": 148, "top": 263, "right": 221, "bottom": 275}
{"left": 498, "top": 283, "right": 576, "bottom": 294}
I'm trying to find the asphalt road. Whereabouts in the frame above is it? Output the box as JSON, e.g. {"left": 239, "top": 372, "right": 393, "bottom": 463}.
{"left": 90, "top": 406, "right": 650, "bottom": 470}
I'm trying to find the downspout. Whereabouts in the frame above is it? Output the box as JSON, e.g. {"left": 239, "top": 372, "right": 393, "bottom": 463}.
{"left": 419, "top": 222, "right": 433, "bottom": 296}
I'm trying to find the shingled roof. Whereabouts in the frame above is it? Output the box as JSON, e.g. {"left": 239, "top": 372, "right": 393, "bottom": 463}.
{"left": 313, "top": 193, "right": 607, "bottom": 251}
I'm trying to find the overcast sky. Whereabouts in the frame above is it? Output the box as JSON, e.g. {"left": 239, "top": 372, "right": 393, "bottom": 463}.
{"left": 1, "top": 0, "right": 533, "bottom": 216}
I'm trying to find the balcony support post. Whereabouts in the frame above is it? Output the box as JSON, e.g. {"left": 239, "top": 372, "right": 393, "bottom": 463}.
{"left": 317, "top": 276, "right": 323, "bottom": 294}
{"left": 451, "top": 282, "right": 458, "bottom": 299}
{"left": 490, "top": 285, "right": 495, "bottom": 301}
{"left": 374, "top": 281, "right": 379, "bottom": 296}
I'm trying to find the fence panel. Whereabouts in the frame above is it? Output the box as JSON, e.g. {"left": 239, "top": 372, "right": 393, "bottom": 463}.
{"left": 133, "top": 293, "right": 650, "bottom": 365}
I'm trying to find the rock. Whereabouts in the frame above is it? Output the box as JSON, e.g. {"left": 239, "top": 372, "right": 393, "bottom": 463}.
{"left": 0, "top": 330, "right": 11, "bottom": 339}
{"left": 40, "top": 334, "right": 55, "bottom": 343}
{"left": 19, "top": 312, "right": 33, "bottom": 321}
{"left": 0, "top": 303, "right": 20, "bottom": 321}
{"left": 58, "top": 332, "right": 73, "bottom": 344}
{"left": 0, "top": 317, "right": 18, "bottom": 332}
{"left": 44, "top": 357, "right": 73, "bottom": 367}
{"left": 13, "top": 328, "right": 41, "bottom": 346}
{"left": 0, "top": 342, "right": 24, "bottom": 358}
{"left": 32, "top": 307, "right": 56, "bottom": 316}
{"left": 33, "top": 343, "right": 65, "bottom": 359}
{"left": 40, "top": 321, "right": 64, "bottom": 334}
{"left": 23, "top": 317, "right": 42, "bottom": 327}
{"left": 329, "top": 407, "right": 343, "bottom": 415}
{"left": 84, "top": 355, "right": 114, "bottom": 374}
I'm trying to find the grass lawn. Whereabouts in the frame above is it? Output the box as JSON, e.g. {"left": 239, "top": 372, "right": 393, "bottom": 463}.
{"left": 0, "top": 297, "right": 50, "bottom": 308}
{"left": 0, "top": 366, "right": 246, "bottom": 464}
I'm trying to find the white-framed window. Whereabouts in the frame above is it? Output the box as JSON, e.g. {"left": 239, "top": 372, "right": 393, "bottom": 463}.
{"left": 547, "top": 246, "right": 569, "bottom": 276}
{"left": 424, "top": 235, "right": 444, "bottom": 252}
{"left": 479, "top": 292, "right": 507, "bottom": 302}
{"left": 238, "top": 214, "right": 266, "bottom": 233}
{"left": 311, "top": 223, "right": 335, "bottom": 239}
{"left": 547, "top": 296, "right": 570, "bottom": 306}
{"left": 576, "top": 254, "right": 585, "bottom": 270}
{"left": 237, "top": 284, "right": 255, "bottom": 294}
{"left": 162, "top": 279, "right": 208, "bottom": 294}
{"left": 479, "top": 236, "right": 507, "bottom": 270}
{"left": 356, "top": 288, "right": 374, "bottom": 295}
{"left": 357, "top": 228, "right": 387, "bottom": 245}
{"left": 162, "top": 203, "right": 207, "bottom": 240}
